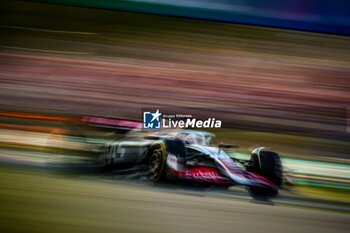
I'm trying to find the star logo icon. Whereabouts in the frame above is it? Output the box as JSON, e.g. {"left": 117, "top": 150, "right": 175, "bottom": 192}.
{"left": 150, "top": 109, "right": 161, "bottom": 122}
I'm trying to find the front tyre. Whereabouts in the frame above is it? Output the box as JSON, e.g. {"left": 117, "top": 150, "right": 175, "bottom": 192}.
{"left": 248, "top": 150, "right": 282, "bottom": 199}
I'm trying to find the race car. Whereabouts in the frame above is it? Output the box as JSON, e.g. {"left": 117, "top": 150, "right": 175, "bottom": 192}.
{"left": 99, "top": 129, "right": 283, "bottom": 198}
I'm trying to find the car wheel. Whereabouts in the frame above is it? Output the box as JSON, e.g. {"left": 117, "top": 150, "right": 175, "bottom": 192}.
{"left": 248, "top": 151, "right": 282, "bottom": 199}
{"left": 148, "top": 147, "right": 165, "bottom": 182}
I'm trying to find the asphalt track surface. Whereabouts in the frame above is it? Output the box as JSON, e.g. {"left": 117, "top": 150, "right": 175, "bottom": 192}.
{"left": 0, "top": 163, "right": 349, "bottom": 233}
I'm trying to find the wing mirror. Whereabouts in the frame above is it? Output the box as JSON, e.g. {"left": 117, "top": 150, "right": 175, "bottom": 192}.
{"left": 218, "top": 143, "right": 239, "bottom": 149}
{"left": 218, "top": 143, "right": 239, "bottom": 155}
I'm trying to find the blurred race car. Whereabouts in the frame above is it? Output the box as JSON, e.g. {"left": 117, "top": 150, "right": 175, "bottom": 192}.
{"left": 99, "top": 129, "right": 283, "bottom": 198}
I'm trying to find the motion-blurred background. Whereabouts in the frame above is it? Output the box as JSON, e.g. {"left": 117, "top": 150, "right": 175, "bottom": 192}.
{"left": 0, "top": 1, "right": 349, "bottom": 232}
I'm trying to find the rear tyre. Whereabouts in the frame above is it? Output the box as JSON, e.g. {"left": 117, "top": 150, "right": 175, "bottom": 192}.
{"left": 248, "top": 151, "right": 282, "bottom": 199}
{"left": 148, "top": 147, "right": 166, "bottom": 182}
